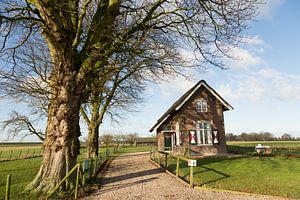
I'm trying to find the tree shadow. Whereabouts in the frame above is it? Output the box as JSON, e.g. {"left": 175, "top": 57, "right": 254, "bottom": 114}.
{"left": 193, "top": 165, "right": 230, "bottom": 186}
{"left": 90, "top": 167, "right": 163, "bottom": 185}
{"left": 97, "top": 177, "right": 159, "bottom": 194}
{"left": 167, "top": 156, "right": 233, "bottom": 186}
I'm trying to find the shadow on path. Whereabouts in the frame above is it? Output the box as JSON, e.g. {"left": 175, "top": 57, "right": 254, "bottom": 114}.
{"left": 99, "top": 168, "right": 163, "bottom": 185}
{"left": 98, "top": 177, "right": 159, "bottom": 194}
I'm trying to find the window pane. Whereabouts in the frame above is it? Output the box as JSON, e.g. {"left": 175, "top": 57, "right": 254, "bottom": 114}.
{"left": 204, "top": 130, "right": 208, "bottom": 144}
{"left": 199, "top": 123, "right": 203, "bottom": 129}
{"left": 196, "top": 130, "right": 201, "bottom": 145}
{"left": 200, "top": 130, "right": 204, "bottom": 144}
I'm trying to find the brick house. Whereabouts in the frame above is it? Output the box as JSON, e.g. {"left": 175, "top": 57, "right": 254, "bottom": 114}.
{"left": 149, "top": 80, "right": 233, "bottom": 155}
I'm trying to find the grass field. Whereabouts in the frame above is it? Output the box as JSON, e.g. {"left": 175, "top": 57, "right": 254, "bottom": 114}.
{"left": 166, "top": 155, "right": 300, "bottom": 199}
{"left": 0, "top": 144, "right": 155, "bottom": 199}
{"left": 227, "top": 141, "right": 300, "bottom": 148}
{"left": 227, "top": 141, "right": 300, "bottom": 156}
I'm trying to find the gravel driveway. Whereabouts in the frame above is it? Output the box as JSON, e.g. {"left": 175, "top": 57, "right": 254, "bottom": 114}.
{"left": 83, "top": 152, "right": 289, "bottom": 200}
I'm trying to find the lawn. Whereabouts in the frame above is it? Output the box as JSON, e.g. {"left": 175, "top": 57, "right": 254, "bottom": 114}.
{"left": 0, "top": 157, "right": 42, "bottom": 199}
{"left": 117, "top": 145, "right": 156, "bottom": 154}
{"left": 165, "top": 154, "right": 300, "bottom": 199}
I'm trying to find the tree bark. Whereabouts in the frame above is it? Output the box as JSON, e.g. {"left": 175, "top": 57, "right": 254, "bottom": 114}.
{"left": 26, "top": 94, "right": 81, "bottom": 193}
{"left": 86, "top": 123, "right": 100, "bottom": 158}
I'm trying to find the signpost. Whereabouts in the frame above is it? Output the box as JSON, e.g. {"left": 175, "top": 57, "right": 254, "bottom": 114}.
{"left": 188, "top": 159, "right": 197, "bottom": 167}
{"left": 188, "top": 159, "right": 196, "bottom": 188}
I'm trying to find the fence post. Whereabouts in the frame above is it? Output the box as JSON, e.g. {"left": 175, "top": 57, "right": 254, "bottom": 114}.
{"left": 93, "top": 157, "right": 98, "bottom": 175}
{"left": 165, "top": 154, "right": 167, "bottom": 169}
{"left": 189, "top": 166, "right": 193, "bottom": 188}
{"left": 5, "top": 175, "right": 11, "bottom": 200}
{"left": 158, "top": 152, "right": 161, "bottom": 165}
{"left": 9, "top": 150, "right": 12, "bottom": 160}
{"left": 26, "top": 149, "right": 30, "bottom": 157}
{"left": 176, "top": 157, "right": 179, "bottom": 177}
{"left": 18, "top": 150, "right": 22, "bottom": 159}
{"left": 74, "top": 165, "right": 80, "bottom": 199}
{"left": 89, "top": 157, "right": 93, "bottom": 178}
{"left": 82, "top": 161, "right": 87, "bottom": 186}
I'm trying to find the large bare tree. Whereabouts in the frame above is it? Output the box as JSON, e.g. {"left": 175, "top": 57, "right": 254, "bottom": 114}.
{"left": 0, "top": 0, "right": 262, "bottom": 194}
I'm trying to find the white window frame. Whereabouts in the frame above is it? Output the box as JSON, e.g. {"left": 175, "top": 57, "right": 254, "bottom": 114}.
{"left": 195, "top": 121, "right": 212, "bottom": 145}
{"left": 196, "top": 99, "right": 208, "bottom": 112}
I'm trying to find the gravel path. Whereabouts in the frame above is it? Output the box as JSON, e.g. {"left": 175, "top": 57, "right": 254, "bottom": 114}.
{"left": 83, "top": 152, "right": 289, "bottom": 200}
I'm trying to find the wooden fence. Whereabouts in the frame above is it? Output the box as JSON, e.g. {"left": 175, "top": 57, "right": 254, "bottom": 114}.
{"left": 150, "top": 150, "right": 196, "bottom": 188}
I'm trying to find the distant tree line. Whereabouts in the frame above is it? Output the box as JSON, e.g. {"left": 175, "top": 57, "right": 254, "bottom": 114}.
{"left": 99, "top": 133, "right": 139, "bottom": 148}
{"left": 226, "top": 132, "right": 300, "bottom": 141}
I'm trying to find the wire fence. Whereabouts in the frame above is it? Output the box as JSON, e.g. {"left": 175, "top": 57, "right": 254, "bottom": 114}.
{"left": 0, "top": 148, "right": 43, "bottom": 161}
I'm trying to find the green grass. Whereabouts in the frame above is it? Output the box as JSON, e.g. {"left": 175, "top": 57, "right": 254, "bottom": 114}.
{"left": 163, "top": 152, "right": 300, "bottom": 198}
{"left": 227, "top": 141, "right": 300, "bottom": 156}
{"left": 117, "top": 145, "right": 156, "bottom": 154}
{"left": 0, "top": 157, "right": 42, "bottom": 199}
{"left": 227, "top": 141, "right": 300, "bottom": 148}
{"left": 0, "top": 148, "right": 42, "bottom": 161}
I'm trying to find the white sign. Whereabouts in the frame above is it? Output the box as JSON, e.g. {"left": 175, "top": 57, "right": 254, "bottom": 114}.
{"left": 188, "top": 159, "right": 197, "bottom": 167}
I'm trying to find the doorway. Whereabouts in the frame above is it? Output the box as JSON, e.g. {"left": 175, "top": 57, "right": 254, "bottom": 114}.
{"left": 164, "top": 132, "right": 172, "bottom": 151}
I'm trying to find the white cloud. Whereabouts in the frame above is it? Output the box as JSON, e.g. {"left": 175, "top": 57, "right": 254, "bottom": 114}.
{"left": 258, "top": 0, "right": 285, "bottom": 20}
{"left": 219, "top": 76, "right": 265, "bottom": 102}
{"left": 225, "top": 35, "right": 270, "bottom": 70}
{"left": 219, "top": 67, "right": 300, "bottom": 103}
{"left": 158, "top": 77, "right": 195, "bottom": 99}
{"left": 228, "top": 47, "right": 263, "bottom": 70}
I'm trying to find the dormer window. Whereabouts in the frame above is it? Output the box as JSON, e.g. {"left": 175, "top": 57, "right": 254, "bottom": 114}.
{"left": 196, "top": 99, "right": 207, "bottom": 112}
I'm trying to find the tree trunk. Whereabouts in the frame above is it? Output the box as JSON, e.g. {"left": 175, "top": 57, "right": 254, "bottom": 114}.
{"left": 86, "top": 123, "right": 100, "bottom": 158}
{"left": 26, "top": 48, "right": 82, "bottom": 193}
{"left": 26, "top": 94, "right": 81, "bottom": 193}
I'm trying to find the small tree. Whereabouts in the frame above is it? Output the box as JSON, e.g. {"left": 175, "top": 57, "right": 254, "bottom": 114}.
{"left": 100, "top": 134, "right": 114, "bottom": 150}
{"left": 113, "top": 134, "right": 123, "bottom": 151}
{"left": 281, "top": 133, "right": 292, "bottom": 141}
{"left": 126, "top": 133, "right": 139, "bottom": 147}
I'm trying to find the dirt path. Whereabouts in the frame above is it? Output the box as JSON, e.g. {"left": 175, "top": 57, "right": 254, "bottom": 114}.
{"left": 83, "top": 152, "right": 288, "bottom": 200}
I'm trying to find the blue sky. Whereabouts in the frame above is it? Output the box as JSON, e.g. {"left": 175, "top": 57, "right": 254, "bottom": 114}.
{"left": 0, "top": 0, "right": 300, "bottom": 141}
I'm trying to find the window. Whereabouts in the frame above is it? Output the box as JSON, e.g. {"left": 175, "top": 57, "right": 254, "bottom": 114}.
{"left": 196, "top": 99, "right": 207, "bottom": 112}
{"left": 195, "top": 121, "right": 212, "bottom": 145}
{"left": 163, "top": 124, "right": 172, "bottom": 131}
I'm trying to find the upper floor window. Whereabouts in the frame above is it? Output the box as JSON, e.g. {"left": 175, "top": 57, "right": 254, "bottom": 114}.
{"left": 163, "top": 124, "right": 172, "bottom": 131}
{"left": 196, "top": 99, "right": 207, "bottom": 112}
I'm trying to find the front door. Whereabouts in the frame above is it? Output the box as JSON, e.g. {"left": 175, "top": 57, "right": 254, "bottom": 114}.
{"left": 164, "top": 132, "right": 172, "bottom": 151}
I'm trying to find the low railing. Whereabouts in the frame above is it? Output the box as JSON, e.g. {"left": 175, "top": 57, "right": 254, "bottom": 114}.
{"left": 150, "top": 149, "right": 196, "bottom": 188}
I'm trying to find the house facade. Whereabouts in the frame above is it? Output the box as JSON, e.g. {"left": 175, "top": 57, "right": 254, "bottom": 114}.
{"left": 149, "top": 80, "right": 233, "bottom": 155}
